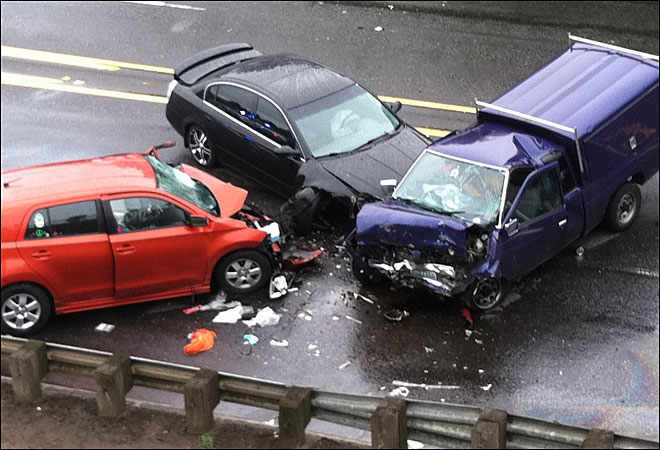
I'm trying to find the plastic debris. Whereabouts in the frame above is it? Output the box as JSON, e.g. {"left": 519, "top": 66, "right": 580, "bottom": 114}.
{"left": 95, "top": 323, "right": 115, "bottom": 332}
{"left": 269, "top": 339, "right": 289, "bottom": 347}
{"left": 387, "top": 4, "right": 394, "bottom": 10}
{"left": 212, "top": 304, "right": 244, "bottom": 324}
{"left": 474, "top": 339, "right": 483, "bottom": 345}
{"left": 465, "top": 329, "right": 473, "bottom": 338}
{"left": 243, "top": 334, "right": 259, "bottom": 346}
{"left": 243, "top": 307, "right": 281, "bottom": 327}
{"left": 345, "top": 315, "right": 362, "bottom": 325}
{"left": 424, "top": 346, "right": 434, "bottom": 353}
{"left": 241, "top": 306, "right": 255, "bottom": 319}
{"left": 338, "top": 361, "right": 351, "bottom": 370}
{"left": 407, "top": 440, "right": 424, "bottom": 449}
{"left": 461, "top": 308, "right": 474, "bottom": 327}
{"left": 478, "top": 369, "right": 485, "bottom": 374}
{"left": 184, "top": 292, "right": 239, "bottom": 314}
{"left": 481, "top": 384, "right": 493, "bottom": 391}
{"left": 184, "top": 329, "right": 217, "bottom": 355}
{"left": 351, "top": 291, "right": 375, "bottom": 305}
{"left": 576, "top": 246, "right": 585, "bottom": 261}
{"left": 308, "top": 344, "right": 318, "bottom": 350}
{"left": 384, "top": 309, "right": 409, "bottom": 321}
{"left": 388, "top": 386, "right": 409, "bottom": 397}
{"left": 269, "top": 274, "right": 289, "bottom": 300}
{"left": 283, "top": 245, "right": 323, "bottom": 269}
{"left": 374, "top": 26, "right": 384, "bottom": 32}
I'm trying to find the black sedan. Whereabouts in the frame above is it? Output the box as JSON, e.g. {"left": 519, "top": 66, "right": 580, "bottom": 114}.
{"left": 166, "top": 43, "right": 430, "bottom": 232}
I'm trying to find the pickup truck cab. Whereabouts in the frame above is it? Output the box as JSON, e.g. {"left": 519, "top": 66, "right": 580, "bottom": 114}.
{"left": 349, "top": 35, "right": 659, "bottom": 310}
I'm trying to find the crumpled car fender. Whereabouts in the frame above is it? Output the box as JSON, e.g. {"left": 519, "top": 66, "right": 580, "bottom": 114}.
{"left": 296, "top": 160, "right": 357, "bottom": 199}
{"left": 473, "top": 229, "right": 503, "bottom": 279}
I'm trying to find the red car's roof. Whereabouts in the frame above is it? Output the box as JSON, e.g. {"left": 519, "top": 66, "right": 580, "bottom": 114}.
{"left": 1, "top": 154, "right": 157, "bottom": 204}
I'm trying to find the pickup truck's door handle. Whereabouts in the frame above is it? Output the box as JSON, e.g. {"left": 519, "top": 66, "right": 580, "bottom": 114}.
{"left": 31, "top": 250, "right": 52, "bottom": 260}
{"left": 558, "top": 219, "right": 568, "bottom": 227}
{"left": 115, "top": 245, "right": 136, "bottom": 255}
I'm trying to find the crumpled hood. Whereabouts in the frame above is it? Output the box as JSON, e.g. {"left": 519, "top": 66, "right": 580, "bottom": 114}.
{"left": 317, "top": 127, "right": 427, "bottom": 198}
{"left": 356, "top": 199, "right": 471, "bottom": 260}
{"left": 179, "top": 164, "right": 247, "bottom": 217}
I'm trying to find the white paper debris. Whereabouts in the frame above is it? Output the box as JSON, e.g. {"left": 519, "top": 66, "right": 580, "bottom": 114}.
{"left": 481, "top": 384, "right": 493, "bottom": 391}
{"left": 213, "top": 305, "right": 243, "bottom": 323}
{"left": 424, "top": 346, "right": 434, "bottom": 353}
{"left": 338, "top": 361, "right": 351, "bottom": 370}
{"left": 95, "top": 323, "right": 115, "bottom": 332}
{"left": 242, "top": 307, "right": 281, "bottom": 327}
{"left": 269, "top": 339, "right": 289, "bottom": 348}
{"left": 308, "top": 344, "right": 318, "bottom": 350}
{"left": 374, "top": 26, "right": 383, "bottom": 32}
{"left": 389, "top": 386, "right": 409, "bottom": 397}
{"left": 407, "top": 440, "right": 424, "bottom": 449}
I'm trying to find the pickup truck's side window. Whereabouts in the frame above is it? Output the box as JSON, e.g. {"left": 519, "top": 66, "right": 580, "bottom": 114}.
{"left": 514, "top": 170, "right": 563, "bottom": 224}
{"left": 503, "top": 168, "right": 533, "bottom": 219}
{"left": 558, "top": 155, "right": 577, "bottom": 194}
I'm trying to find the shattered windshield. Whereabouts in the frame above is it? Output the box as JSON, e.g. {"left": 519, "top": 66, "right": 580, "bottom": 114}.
{"left": 290, "top": 84, "right": 400, "bottom": 158}
{"left": 394, "top": 151, "right": 507, "bottom": 225}
{"left": 145, "top": 155, "right": 220, "bottom": 216}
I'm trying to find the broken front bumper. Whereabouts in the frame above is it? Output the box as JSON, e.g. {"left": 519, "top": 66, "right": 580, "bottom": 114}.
{"left": 367, "top": 258, "right": 472, "bottom": 297}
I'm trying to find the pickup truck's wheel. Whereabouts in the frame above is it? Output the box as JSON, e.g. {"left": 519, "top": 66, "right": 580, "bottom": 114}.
{"left": 463, "top": 277, "right": 508, "bottom": 311}
{"left": 215, "top": 250, "right": 272, "bottom": 294}
{"left": 1, "top": 284, "right": 52, "bottom": 337}
{"left": 351, "top": 255, "right": 385, "bottom": 286}
{"left": 605, "top": 182, "right": 641, "bottom": 232}
{"left": 187, "top": 125, "right": 217, "bottom": 167}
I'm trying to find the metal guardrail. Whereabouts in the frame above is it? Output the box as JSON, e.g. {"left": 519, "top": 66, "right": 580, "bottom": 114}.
{"left": 1, "top": 335, "right": 657, "bottom": 449}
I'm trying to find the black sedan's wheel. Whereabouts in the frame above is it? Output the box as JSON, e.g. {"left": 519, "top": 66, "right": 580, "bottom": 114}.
{"left": 463, "top": 277, "right": 507, "bottom": 311}
{"left": 215, "top": 250, "right": 272, "bottom": 294}
{"left": 604, "top": 182, "right": 641, "bottom": 232}
{"left": 187, "top": 125, "right": 216, "bottom": 167}
{"left": 1, "top": 284, "right": 52, "bottom": 337}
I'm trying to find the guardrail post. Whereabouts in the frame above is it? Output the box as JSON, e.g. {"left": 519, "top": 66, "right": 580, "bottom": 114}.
{"left": 581, "top": 428, "right": 614, "bottom": 449}
{"left": 471, "top": 408, "right": 508, "bottom": 449}
{"left": 8, "top": 340, "right": 48, "bottom": 403}
{"left": 93, "top": 355, "right": 133, "bottom": 417}
{"left": 279, "top": 386, "right": 312, "bottom": 447}
{"left": 184, "top": 369, "right": 220, "bottom": 434}
{"left": 371, "top": 397, "right": 407, "bottom": 449}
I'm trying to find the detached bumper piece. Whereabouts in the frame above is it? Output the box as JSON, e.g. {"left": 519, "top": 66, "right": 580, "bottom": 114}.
{"left": 368, "top": 259, "right": 471, "bottom": 297}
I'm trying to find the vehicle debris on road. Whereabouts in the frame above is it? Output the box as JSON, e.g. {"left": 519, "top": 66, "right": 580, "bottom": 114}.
{"left": 243, "top": 334, "right": 259, "bottom": 346}
{"left": 183, "top": 329, "right": 217, "bottom": 356}
{"left": 94, "top": 323, "right": 115, "bottom": 333}
{"left": 269, "top": 339, "right": 289, "bottom": 347}
{"left": 243, "top": 307, "right": 281, "bottom": 327}
{"left": 384, "top": 308, "right": 409, "bottom": 322}
{"left": 212, "top": 305, "right": 244, "bottom": 324}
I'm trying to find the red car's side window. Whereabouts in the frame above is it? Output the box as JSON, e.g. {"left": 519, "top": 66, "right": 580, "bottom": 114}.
{"left": 25, "top": 201, "right": 100, "bottom": 240}
{"left": 109, "top": 197, "right": 188, "bottom": 233}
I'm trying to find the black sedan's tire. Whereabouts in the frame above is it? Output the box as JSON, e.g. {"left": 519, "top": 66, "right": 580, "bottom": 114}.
{"left": 1, "top": 284, "right": 52, "bottom": 337}
{"left": 187, "top": 125, "right": 217, "bottom": 167}
{"left": 215, "top": 250, "right": 272, "bottom": 294}
{"left": 604, "top": 182, "right": 641, "bottom": 232}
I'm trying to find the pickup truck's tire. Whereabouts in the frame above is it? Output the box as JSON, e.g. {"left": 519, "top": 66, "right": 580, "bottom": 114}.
{"left": 604, "top": 182, "right": 641, "bottom": 232}
{"left": 463, "top": 277, "right": 508, "bottom": 311}
{"left": 351, "top": 255, "right": 385, "bottom": 286}
{"left": 1, "top": 284, "right": 52, "bottom": 337}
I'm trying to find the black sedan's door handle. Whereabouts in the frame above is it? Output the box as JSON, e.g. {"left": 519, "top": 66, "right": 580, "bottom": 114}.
{"left": 203, "top": 114, "right": 213, "bottom": 123}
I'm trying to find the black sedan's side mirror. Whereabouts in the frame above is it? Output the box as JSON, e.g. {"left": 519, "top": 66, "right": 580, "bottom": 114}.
{"left": 387, "top": 101, "right": 403, "bottom": 114}
{"left": 273, "top": 145, "right": 300, "bottom": 157}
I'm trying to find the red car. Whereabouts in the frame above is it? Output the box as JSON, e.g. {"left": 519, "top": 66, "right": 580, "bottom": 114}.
{"left": 1, "top": 143, "right": 279, "bottom": 336}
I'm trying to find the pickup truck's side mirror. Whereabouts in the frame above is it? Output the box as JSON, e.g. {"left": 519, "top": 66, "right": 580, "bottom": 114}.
{"left": 504, "top": 218, "right": 519, "bottom": 236}
{"left": 387, "top": 101, "right": 403, "bottom": 114}
{"left": 188, "top": 215, "right": 209, "bottom": 227}
{"left": 273, "top": 145, "right": 300, "bottom": 157}
{"left": 380, "top": 179, "right": 397, "bottom": 197}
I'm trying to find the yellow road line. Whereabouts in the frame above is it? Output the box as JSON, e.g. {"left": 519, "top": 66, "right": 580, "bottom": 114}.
{"left": 1, "top": 72, "right": 451, "bottom": 135}
{"left": 2, "top": 46, "right": 473, "bottom": 114}
{"left": 378, "top": 95, "right": 476, "bottom": 114}
{"left": 1, "top": 72, "right": 168, "bottom": 104}
{"left": 1, "top": 45, "right": 174, "bottom": 74}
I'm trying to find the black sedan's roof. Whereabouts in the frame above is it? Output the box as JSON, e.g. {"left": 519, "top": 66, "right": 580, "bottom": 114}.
{"left": 214, "top": 54, "right": 355, "bottom": 110}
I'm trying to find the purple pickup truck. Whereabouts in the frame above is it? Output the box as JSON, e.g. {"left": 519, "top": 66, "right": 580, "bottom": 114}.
{"left": 348, "top": 35, "right": 659, "bottom": 311}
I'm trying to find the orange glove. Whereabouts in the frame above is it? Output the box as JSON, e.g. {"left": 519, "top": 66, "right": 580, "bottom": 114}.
{"left": 183, "top": 329, "right": 217, "bottom": 356}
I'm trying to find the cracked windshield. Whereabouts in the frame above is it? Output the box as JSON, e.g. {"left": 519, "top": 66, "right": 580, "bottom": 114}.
{"left": 395, "top": 151, "right": 507, "bottom": 225}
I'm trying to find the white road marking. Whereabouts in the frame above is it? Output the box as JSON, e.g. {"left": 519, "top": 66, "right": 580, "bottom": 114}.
{"left": 121, "top": 1, "right": 206, "bottom": 11}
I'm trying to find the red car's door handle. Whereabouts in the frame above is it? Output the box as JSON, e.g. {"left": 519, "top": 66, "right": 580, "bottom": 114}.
{"left": 115, "top": 245, "right": 136, "bottom": 255}
{"left": 31, "top": 250, "right": 52, "bottom": 259}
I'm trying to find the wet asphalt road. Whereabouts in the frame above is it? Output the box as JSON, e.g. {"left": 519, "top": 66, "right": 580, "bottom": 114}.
{"left": 1, "top": 1, "right": 659, "bottom": 442}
